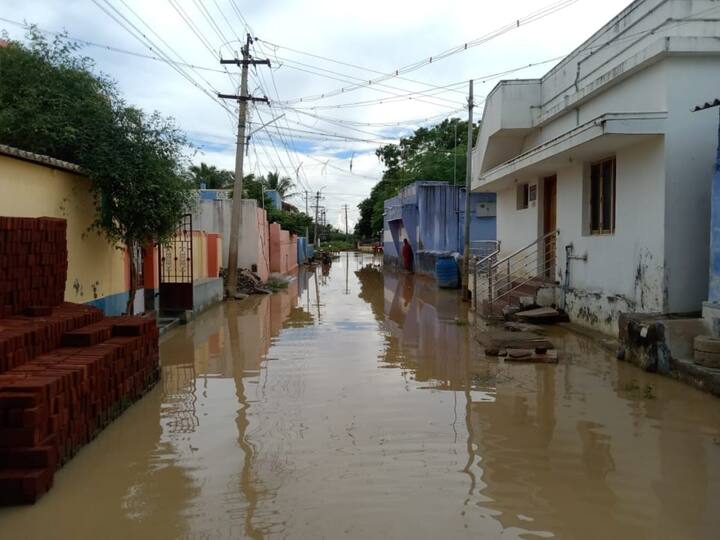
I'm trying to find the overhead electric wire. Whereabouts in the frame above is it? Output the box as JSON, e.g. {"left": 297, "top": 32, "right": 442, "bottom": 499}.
{"left": 257, "top": 40, "right": 467, "bottom": 97}
{"left": 190, "top": 0, "right": 231, "bottom": 47}
{"left": 166, "top": 0, "right": 219, "bottom": 60}
{"left": 213, "top": 1, "right": 316, "bottom": 194}
{"left": 269, "top": 58, "right": 463, "bottom": 110}
{"left": 273, "top": 55, "right": 465, "bottom": 106}
{"left": 287, "top": 55, "right": 565, "bottom": 112}
{"left": 89, "top": 0, "right": 234, "bottom": 121}
{"left": 266, "top": 0, "right": 580, "bottom": 105}
{"left": 0, "top": 16, "right": 227, "bottom": 73}
{"left": 285, "top": 107, "right": 466, "bottom": 128}
{"left": 116, "top": 0, "right": 226, "bottom": 98}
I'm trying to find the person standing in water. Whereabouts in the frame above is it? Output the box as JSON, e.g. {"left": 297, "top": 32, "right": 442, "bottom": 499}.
{"left": 401, "top": 238, "right": 414, "bottom": 273}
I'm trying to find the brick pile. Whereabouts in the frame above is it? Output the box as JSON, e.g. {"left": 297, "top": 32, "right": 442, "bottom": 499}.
{"left": 0, "top": 216, "right": 160, "bottom": 505}
{"left": 0, "top": 217, "right": 68, "bottom": 318}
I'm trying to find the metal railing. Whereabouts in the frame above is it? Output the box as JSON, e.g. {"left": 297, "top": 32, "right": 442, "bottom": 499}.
{"left": 474, "top": 230, "right": 558, "bottom": 315}
{"left": 472, "top": 242, "right": 501, "bottom": 311}
{"left": 470, "top": 240, "right": 500, "bottom": 260}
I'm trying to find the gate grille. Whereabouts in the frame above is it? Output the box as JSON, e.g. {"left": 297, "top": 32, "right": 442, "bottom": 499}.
{"left": 158, "top": 214, "right": 194, "bottom": 312}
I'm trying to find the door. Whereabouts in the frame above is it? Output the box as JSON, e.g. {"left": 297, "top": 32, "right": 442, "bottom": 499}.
{"left": 543, "top": 176, "right": 557, "bottom": 279}
{"left": 158, "top": 213, "right": 194, "bottom": 312}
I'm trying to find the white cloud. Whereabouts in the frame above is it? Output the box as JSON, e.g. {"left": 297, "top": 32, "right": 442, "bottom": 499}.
{"left": 3, "top": 0, "right": 632, "bottom": 225}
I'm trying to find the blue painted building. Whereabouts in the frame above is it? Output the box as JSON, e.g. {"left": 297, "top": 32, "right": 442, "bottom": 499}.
{"left": 265, "top": 190, "right": 282, "bottom": 210}
{"left": 198, "top": 188, "right": 230, "bottom": 201}
{"left": 296, "top": 236, "right": 314, "bottom": 264}
{"left": 697, "top": 101, "right": 720, "bottom": 333}
{"left": 383, "top": 181, "right": 496, "bottom": 275}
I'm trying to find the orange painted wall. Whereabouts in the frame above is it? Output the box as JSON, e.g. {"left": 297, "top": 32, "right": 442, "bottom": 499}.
{"left": 256, "top": 208, "right": 270, "bottom": 281}
{"left": 207, "top": 233, "right": 221, "bottom": 278}
{"left": 142, "top": 244, "right": 157, "bottom": 290}
{"left": 269, "top": 223, "right": 298, "bottom": 275}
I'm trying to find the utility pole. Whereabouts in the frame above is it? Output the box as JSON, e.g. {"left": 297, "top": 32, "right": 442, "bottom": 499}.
{"left": 304, "top": 190, "right": 310, "bottom": 242}
{"left": 219, "top": 33, "right": 270, "bottom": 297}
{"left": 313, "top": 191, "right": 321, "bottom": 246}
{"left": 462, "top": 80, "right": 474, "bottom": 302}
{"left": 343, "top": 204, "right": 349, "bottom": 241}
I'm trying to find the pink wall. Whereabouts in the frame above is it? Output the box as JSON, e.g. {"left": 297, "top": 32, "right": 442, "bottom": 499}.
{"left": 256, "top": 208, "right": 270, "bottom": 282}
{"left": 269, "top": 222, "right": 298, "bottom": 275}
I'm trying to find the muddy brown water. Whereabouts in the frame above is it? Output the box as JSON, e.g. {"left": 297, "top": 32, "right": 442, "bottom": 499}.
{"left": 1, "top": 253, "right": 720, "bottom": 539}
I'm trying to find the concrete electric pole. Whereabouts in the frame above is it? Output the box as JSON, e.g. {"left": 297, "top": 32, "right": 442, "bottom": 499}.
{"left": 462, "top": 80, "right": 474, "bottom": 302}
{"left": 219, "top": 33, "right": 270, "bottom": 298}
{"left": 343, "top": 204, "right": 349, "bottom": 241}
{"left": 313, "top": 191, "right": 322, "bottom": 247}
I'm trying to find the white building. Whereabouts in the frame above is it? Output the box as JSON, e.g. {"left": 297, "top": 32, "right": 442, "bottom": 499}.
{"left": 471, "top": 0, "right": 720, "bottom": 335}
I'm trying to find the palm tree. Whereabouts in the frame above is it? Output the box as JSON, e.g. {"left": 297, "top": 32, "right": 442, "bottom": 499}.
{"left": 188, "top": 162, "right": 234, "bottom": 189}
{"left": 261, "top": 171, "right": 296, "bottom": 200}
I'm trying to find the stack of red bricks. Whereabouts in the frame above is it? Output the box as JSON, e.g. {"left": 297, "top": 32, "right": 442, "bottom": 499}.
{"left": 0, "top": 216, "right": 160, "bottom": 505}
{"left": 0, "top": 217, "right": 67, "bottom": 318}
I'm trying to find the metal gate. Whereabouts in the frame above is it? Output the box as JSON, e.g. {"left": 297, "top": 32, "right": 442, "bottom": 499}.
{"left": 158, "top": 214, "right": 194, "bottom": 312}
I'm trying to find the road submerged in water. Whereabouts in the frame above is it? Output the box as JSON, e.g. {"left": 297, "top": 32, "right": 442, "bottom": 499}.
{"left": 1, "top": 252, "right": 720, "bottom": 539}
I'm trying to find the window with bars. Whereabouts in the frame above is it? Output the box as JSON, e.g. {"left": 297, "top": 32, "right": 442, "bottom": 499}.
{"left": 590, "top": 157, "right": 616, "bottom": 234}
{"left": 517, "top": 183, "right": 530, "bottom": 210}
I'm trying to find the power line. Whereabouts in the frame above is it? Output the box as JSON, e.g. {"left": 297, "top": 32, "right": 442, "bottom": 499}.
{"left": 89, "top": 0, "right": 234, "bottom": 120}
{"left": 261, "top": 0, "right": 580, "bottom": 105}
{"left": 257, "top": 40, "right": 468, "bottom": 96}
{"left": 285, "top": 55, "right": 566, "bottom": 112}
{"left": 249, "top": 42, "right": 316, "bottom": 193}
{"left": 191, "top": 0, "right": 231, "bottom": 47}
{"left": 273, "top": 55, "right": 465, "bottom": 107}
{"left": 166, "top": 0, "right": 219, "bottom": 60}
{"left": 0, "top": 16, "right": 227, "bottom": 73}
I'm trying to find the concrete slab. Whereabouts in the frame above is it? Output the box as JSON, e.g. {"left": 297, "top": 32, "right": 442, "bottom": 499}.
{"left": 504, "top": 349, "right": 559, "bottom": 364}
{"left": 672, "top": 357, "right": 720, "bottom": 397}
{"left": 476, "top": 330, "right": 554, "bottom": 351}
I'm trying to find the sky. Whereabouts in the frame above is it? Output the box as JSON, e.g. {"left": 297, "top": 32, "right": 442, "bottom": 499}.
{"left": 1, "top": 0, "right": 632, "bottom": 230}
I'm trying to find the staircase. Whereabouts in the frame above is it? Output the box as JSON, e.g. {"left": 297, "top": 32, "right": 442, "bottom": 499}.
{"left": 474, "top": 230, "right": 559, "bottom": 317}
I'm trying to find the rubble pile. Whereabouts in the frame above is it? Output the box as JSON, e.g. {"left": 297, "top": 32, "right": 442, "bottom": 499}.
{"left": 476, "top": 325, "right": 558, "bottom": 364}
{"left": 0, "top": 216, "right": 160, "bottom": 505}
{"left": 220, "top": 268, "right": 271, "bottom": 295}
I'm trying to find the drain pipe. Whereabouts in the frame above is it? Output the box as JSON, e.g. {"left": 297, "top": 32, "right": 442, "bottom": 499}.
{"left": 561, "top": 243, "right": 588, "bottom": 311}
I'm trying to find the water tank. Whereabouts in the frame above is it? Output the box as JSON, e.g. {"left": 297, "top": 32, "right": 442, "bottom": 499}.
{"left": 436, "top": 256, "right": 459, "bottom": 289}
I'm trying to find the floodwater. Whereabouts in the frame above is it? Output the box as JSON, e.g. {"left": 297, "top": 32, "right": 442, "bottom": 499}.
{"left": 1, "top": 253, "right": 720, "bottom": 539}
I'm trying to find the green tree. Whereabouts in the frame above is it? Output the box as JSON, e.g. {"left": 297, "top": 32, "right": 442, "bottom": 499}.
{"left": 267, "top": 208, "right": 312, "bottom": 236}
{"left": 261, "top": 171, "right": 296, "bottom": 200}
{"left": 0, "top": 30, "right": 194, "bottom": 314}
{"left": 354, "top": 118, "right": 478, "bottom": 240}
{"left": 187, "top": 162, "right": 233, "bottom": 189}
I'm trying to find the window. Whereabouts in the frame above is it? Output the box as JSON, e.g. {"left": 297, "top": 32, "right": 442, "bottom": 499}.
{"left": 590, "top": 157, "right": 616, "bottom": 234}
{"left": 517, "top": 183, "right": 529, "bottom": 210}
{"left": 528, "top": 184, "right": 537, "bottom": 203}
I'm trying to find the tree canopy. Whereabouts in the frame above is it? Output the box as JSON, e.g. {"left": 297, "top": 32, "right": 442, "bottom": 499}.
{"left": 261, "top": 171, "right": 296, "bottom": 200}
{"left": 187, "top": 162, "right": 234, "bottom": 189}
{"left": 354, "top": 118, "right": 478, "bottom": 240}
{"left": 0, "top": 30, "right": 195, "bottom": 313}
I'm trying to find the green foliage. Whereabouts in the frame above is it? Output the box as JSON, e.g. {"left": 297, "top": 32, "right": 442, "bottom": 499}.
{"left": 321, "top": 240, "right": 354, "bottom": 252}
{"left": 187, "top": 162, "right": 233, "bottom": 189}
{"left": 354, "top": 118, "right": 478, "bottom": 239}
{"left": 267, "top": 208, "right": 313, "bottom": 236}
{"left": 0, "top": 31, "right": 194, "bottom": 313}
{"left": 0, "top": 29, "right": 118, "bottom": 165}
{"left": 261, "top": 171, "right": 296, "bottom": 199}
{"left": 264, "top": 276, "right": 290, "bottom": 291}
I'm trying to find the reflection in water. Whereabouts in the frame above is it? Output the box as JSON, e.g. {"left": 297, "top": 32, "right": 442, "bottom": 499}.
{"left": 1, "top": 254, "right": 719, "bottom": 540}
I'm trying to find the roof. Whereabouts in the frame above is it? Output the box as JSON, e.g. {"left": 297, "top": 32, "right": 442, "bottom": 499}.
{"left": 0, "top": 144, "right": 82, "bottom": 174}
{"left": 693, "top": 99, "right": 720, "bottom": 112}
{"left": 474, "top": 112, "right": 667, "bottom": 191}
